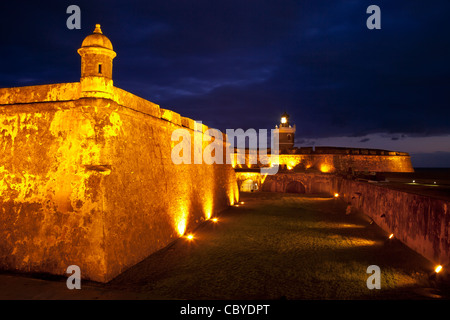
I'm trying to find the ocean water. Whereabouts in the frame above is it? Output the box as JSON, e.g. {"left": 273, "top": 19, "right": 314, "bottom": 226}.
{"left": 384, "top": 168, "right": 450, "bottom": 183}
{"left": 382, "top": 168, "right": 450, "bottom": 200}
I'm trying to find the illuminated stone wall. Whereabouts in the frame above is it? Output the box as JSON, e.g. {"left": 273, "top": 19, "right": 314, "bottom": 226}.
{"left": 236, "top": 172, "right": 339, "bottom": 195}
{"left": 97, "top": 98, "right": 238, "bottom": 281}
{"left": 235, "top": 172, "right": 266, "bottom": 191}
{"left": 0, "top": 90, "right": 238, "bottom": 282}
{"left": 0, "top": 99, "right": 108, "bottom": 281}
{"left": 232, "top": 153, "right": 414, "bottom": 173}
{"left": 0, "top": 82, "right": 81, "bottom": 104}
{"left": 339, "top": 180, "right": 450, "bottom": 267}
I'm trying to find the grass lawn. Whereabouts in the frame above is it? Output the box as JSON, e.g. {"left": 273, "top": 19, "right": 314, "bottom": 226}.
{"left": 107, "top": 192, "right": 446, "bottom": 300}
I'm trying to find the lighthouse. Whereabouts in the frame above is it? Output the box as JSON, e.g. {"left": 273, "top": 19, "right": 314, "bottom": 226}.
{"left": 275, "top": 112, "right": 296, "bottom": 153}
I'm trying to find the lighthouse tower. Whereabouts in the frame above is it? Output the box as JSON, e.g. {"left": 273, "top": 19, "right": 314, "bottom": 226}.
{"left": 77, "top": 24, "right": 117, "bottom": 99}
{"left": 275, "top": 112, "right": 296, "bottom": 153}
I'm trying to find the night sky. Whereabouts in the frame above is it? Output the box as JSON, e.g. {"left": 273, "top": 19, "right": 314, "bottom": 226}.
{"left": 1, "top": 1, "right": 450, "bottom": 167}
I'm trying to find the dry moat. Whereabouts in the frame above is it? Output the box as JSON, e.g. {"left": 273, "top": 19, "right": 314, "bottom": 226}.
{"left": 0, "top": 191, "right": 447, "bottom": 300}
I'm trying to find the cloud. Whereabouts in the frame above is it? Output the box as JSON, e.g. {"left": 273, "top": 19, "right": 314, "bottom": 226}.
{"left": 0, "top": 0, "right": 449, "bottom": 151}
{"left": 302, "top": 133, "right": 450, "bottom": 154}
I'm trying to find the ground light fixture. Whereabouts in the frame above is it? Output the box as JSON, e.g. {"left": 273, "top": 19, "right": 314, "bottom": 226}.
{"left": 211, "top": 218, "right": 219, "bottom": 223}
{"left": 334, "top": 193, "right": 339, "bottom": 198}
{"left": 435, "top": 265, "right": 443, "bottom": 273}
{"left": 388, "top": 233, "right": 394, "bottom": 239}
{"left": 240, "top": 201, "right": 245, "bottom": 205}
{"left": 185, "top": 234, "right": 195, "bottom": 241}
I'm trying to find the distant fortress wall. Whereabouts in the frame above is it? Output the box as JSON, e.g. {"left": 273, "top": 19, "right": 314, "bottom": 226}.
{"left": 0, "top": 86, "right": 239, "bottom": 282}
{"left": 232, "top": 147, "right": 414, "bottom": 173}
{"left": 277, "top": 153, "right": 414, "bottom": 173}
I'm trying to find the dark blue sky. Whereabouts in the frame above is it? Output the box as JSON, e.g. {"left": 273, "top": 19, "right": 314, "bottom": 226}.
{"left": 1, "top": 1, "right": 450, "bottom": 166}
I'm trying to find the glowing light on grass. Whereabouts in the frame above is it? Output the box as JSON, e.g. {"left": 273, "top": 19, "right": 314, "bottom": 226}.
{"left": 211, "top": 218, "right": 218, "bottom": 223}
{"left": 435, "top": 265, "right": 443, "bottom": 273}
{"left": 310, "top": 223, "right": 365, "bottom": 229}
{"left": 334, "top": 193, "right": 339, "bottom": 198}
{"left": 240, "top": 201, "right": 244, "bottom": 205}
{"left": 339, "top": 224, "right": 365, "bottom": 229}
{"left": 329, "top": 237, "right": 379, "bottom": 248}
{"left": 389, "top": 233, "right": 394, "bottom": 239}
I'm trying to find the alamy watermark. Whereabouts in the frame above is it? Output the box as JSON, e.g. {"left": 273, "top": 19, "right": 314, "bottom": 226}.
{"left": 171, "top": 121, "right": 280, "bottom": 175}
{"left": 366, "top": 265, "right": 381, "bottom": 289}
{"left": 66, "top": 265, "right": 81, "bottom": 289}
{"left": 66, "top": 5, "right": 81, "bottom": 30}
{"left": 367, "top": 5, "right": 381, "bottom": 30}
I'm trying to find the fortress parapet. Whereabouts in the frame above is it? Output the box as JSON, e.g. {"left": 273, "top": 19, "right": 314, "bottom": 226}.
{"left": 231, "top": 145, "right": 414, "bottom": 174}
{"left": 0, "top": 25, "right": 238, "bottom": 282}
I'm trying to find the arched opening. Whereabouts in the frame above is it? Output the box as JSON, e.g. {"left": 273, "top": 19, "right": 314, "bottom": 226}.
{"left": 261, "top": 180, "right": 282, "bottom": 192}
{"left": 240, "top": 179, "right": 258, "bottom": 192}
{"left": 285, "top": 181, "right": 306, "bottom": 194}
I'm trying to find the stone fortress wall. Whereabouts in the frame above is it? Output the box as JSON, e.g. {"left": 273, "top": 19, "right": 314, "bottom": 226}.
{"left": 232, "top": 147, "right": 414, "bottom": 174}
{"left": 0, "top": 75, "right": 238, "bottom": 283}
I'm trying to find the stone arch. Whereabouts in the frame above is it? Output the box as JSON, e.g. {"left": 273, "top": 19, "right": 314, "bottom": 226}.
{"left": 240, "top": 179, "right": 258, "bottom": 192}
{"left": 285, "top": 181, "right": 306, "bottom": 194}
